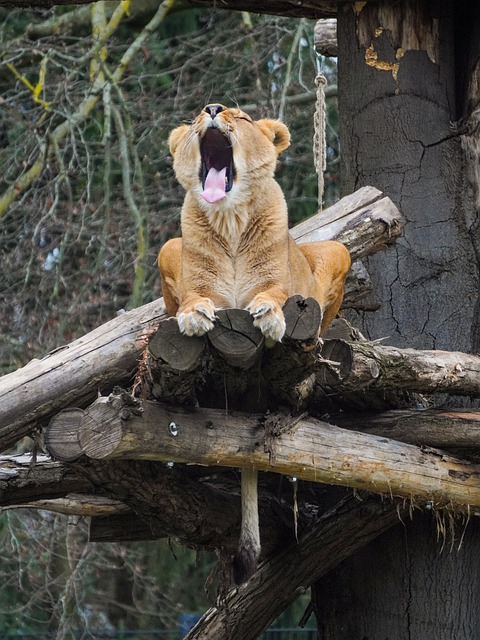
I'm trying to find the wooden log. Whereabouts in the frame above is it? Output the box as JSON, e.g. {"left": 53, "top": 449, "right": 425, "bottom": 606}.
{"left": 0, "top": 0, "right": 338, "bottom": 19}
{"left": 314, "top": 18, "right": 338, "bottom": 56}
{"left": 319, "top": 339, "right": 480, "bottom": 397}
{"left": 149, "top": 298, "right": 322, "bottom": 408}
{"left": 71, "top": 457, "right": 295, "bottom": 553}
{"left": 4, "top": 493, "right": 131, "bottom": 517}
{"left": 290, "top": 185, "right": 404, "bottom": 262}
{"left": 282, "top": 295, "right": 321, "bottom": 341}
{"left": 208, "top": 309, "right": 264, "bottom": 368}
{"left": 147, "top": 317, "right": 206, "bottom": 405}
{"left": 188, "top": 0, "right": 338, "bottom": 20}
{"left": 0, "top": 454, "right": 92, "bottom": 506}
{"left": 46, "top": 396, "right": 480, "bottom": 513}
{"left": 331, "top": 409, "right": 480, "bottom": 449}
{"left": 0, "top": 298, "right": 167, "bottom": 451}
{"left": 185, "top": 495, "right": 404, "bottom": 640}
{"left": 342, "top": 260, "right": 376, "bottom": 310}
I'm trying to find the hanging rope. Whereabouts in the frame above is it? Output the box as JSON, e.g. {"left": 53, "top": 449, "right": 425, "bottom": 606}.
{"left": 313, "top": 74, "right": 327, "bottom": 210}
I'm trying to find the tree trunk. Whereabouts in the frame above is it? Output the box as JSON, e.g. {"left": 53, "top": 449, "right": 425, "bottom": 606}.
{"left": 338, "top": 1, "right": 479, "bottom": 353}
{"left": 185, "top": 495, "right": 405, "bottom": 640}
{"left": 314, "top": 2, "right": 480, "bottom": 637}
{"left": 314, "top": 513, "right": 480, "bottom": 639}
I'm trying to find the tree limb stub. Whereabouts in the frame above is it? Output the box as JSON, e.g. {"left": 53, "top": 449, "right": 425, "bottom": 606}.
{"left": 46, "top": 397, "right": 480, "bottom": 514}
{"left": 185, "top": 495, "right": 404, "bottom": 640}
{"left": 320, "top": 339, "right": 480, "bottom": 397}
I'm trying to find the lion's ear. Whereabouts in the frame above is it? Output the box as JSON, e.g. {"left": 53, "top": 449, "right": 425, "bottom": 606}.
{"left": 256, "top": 119, "right": 290, "bottom": 154}
{"left": 168, "top": 125, "right": 189, "bottom": 157}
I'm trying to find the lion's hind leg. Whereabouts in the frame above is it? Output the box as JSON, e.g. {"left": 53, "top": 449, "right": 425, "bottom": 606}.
{"left": 158, "top": 237, "right": 183, "bottom": 316}
{"left": 299, "top": 241, "right": 351, "bottom": 334}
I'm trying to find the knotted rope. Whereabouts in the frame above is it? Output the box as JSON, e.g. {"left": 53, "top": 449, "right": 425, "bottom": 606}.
{"left": 313, "top": 74, "right": 327, "bottom": 210}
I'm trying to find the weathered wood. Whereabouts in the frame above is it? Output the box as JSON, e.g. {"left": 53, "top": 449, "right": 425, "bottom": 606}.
{"left": 283, "top": 295, "right": 321, "bottom": 341}
{"left": 46, "top": 396, "right": 480, "bottom": 513}
{"left": 0, "top": 0, "right": 339, "bottom": 18}
{"left": 0, "top": 454, "right": 92, "bottom": 506}
{"left": 332, "top": 409, "right": 480, "bottom": 449}
{"left": 314, "top": 18, "right": 337, "bottom": 56}
{"left": 290, "top": 185, "right": 404, "bottom": 262}
{"left": 319, "top": 339, "right": 480, "bottom": 397}
{"left": 5, "top": 493, "right": 131, "bottom": 517}
{"left": 185, "top": 495, "right": 404, "bottom": 640}
{"left": 342, "top": 259, "right": 376, "bottom": 310}
{"left": 148, "top": 316, "right": 205, "bottom": 372}
{"left": 0, "top": 298, "right": 167, "bottom": 450}
{"left": 188, "top": 0, "right": 338, "bottom": 19}
{"left": 149, "top": 298, "right": 322, "bottom": 407}
{"left": 208, "top": 309, "right": 264, "bottom": 368}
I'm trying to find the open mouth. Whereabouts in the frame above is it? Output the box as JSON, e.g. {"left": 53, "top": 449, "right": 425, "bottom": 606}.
{"left": 200, "top": 128, "right": 234, "bottom": 203}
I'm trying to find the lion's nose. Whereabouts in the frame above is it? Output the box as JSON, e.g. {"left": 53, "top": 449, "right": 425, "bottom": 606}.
{"left": 204, "top": 104, "right": 224, "bottom": 119}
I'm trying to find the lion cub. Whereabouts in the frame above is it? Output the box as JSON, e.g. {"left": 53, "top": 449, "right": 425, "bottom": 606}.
{"left": 158, "top": 104, "right": 351, "bottom": 582}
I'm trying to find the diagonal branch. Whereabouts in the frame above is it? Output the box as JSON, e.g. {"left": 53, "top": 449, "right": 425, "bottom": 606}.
{"left": 185, "top": 495, "right": 404, "bottom": 640}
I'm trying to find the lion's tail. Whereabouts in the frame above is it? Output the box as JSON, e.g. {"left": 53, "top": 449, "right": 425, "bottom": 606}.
{"left": 233, "top": 467, "right": 260, "bottom": 584}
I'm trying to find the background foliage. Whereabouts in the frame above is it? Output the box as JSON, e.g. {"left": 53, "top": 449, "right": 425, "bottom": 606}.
{"left": 0, "top": 2, "right": 338, "bottom": 634}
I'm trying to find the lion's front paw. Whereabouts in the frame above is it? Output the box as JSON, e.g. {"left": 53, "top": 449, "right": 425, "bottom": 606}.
{"left": 177, "top": 299, "right": 216, "bottom": 336}
{"left": 247, "top": 298, "right": 286, "bottom": 343}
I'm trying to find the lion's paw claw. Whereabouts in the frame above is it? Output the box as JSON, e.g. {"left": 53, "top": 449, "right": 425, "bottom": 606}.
{"left": 177, "top": 300, "right": 216, "bottom": 336}
{"left": 247, "top": 299, "right": 286, "bottom": 343}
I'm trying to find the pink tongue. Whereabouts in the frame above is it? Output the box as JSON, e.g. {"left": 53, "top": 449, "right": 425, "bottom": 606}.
{"left": 202, "top": 167, "right": 227, "bottom": 203}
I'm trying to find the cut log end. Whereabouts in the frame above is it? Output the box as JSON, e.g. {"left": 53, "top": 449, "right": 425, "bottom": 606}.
{"left": 283, "top": 295, "right": 322, "bottom": 341}
{"left": 148, "top": 317, "right": 205, "bottom": 372}
{"left": 208, "top": 309, "right": 264, "bottom": 369}
{"left": 46, "top": 408, "right": 84, "bottom": 462}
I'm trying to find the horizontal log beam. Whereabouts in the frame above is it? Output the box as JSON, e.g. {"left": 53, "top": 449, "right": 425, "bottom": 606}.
{"left": 46, "top": 397, "right": 480, "bottom": 514}
{"left": 331, "top": 409, "right": 480, "bottom": 448}
{"left": 4, "top": 493, "right": 131, "bottom": 517}
{"left": 0, "top": 454, "right": 92, "bottom": 506}
{"left": 320, "top": 339, "right": 480, "bottom": 397}
{"left": 187, "top": 0, "right": 338, "bottom": 19}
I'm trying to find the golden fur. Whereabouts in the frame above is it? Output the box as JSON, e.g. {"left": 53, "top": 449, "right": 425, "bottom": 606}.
{"left": 159, "top": 104, "right": 351, "bottom": 343}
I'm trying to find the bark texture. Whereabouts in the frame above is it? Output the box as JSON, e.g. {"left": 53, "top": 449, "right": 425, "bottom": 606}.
{"left": 185, "top": 496, "right": 404, "bottom": 640}
{"left": 313, "top": 3, "right": 480, "bottom": 637}
{"left": 338, "top": 0, "right": 480, "bottom": 352}
{"left": 314, "top": 513, "right": 480, "bottom": 640}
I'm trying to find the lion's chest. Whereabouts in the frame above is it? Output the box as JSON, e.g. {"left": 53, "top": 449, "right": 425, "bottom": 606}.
{"left": 213, "top": 250, "right": 260, "bottom": 309}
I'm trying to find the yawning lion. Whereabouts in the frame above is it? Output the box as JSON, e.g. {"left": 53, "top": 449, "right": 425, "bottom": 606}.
{"left": 158, "top": 104, "right": 351, "bottom": 582}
